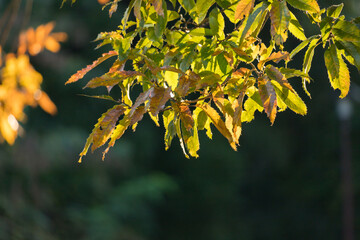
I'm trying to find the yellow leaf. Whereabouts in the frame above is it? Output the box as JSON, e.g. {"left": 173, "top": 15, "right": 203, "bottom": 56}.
{"left": 37, "top": 91, "right": 57, "bottom": 115}
{"left": 234, "top": 0, "right": 255, "bottom": 21}
{"left": 198, "top": 102, "right": 237, "bottom": 150}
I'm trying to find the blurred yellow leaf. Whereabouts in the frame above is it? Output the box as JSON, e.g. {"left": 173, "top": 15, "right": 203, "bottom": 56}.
{"left": 18, "top": 22, "right": 67, "bottom": 56}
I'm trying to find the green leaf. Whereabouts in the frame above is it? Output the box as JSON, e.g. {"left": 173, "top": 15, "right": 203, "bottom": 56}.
{"left": 121, "top": 0, "right": 136, "bottom": 31}
{"left": 324, "top": 44, "right": 350, "bottom": 98}
{"left": 326, "top": 3, "right": 343, "bottom": 18}
{"left": 271, "top": 80, "right": 307, "bottom": 115}
{"left": 319, "top": 16, "right": 333, "bottom": 45}
{"left": 288, "top": 11, "right": 306, "bottom": 40}
{"left": 196, "top": 0, "right": 216, "bottom": 23}
{"left": 209, "top": 7, "right": 225, "bottom": 39}
{"left": 336, "top": 40, "right": 360, "bottom": 71}
{"left": 286, "top": 0, "right": 320, "bottom": 13}
{"left": 241, "top": 86, "right": 263, "bottom": 122}
{"left": 178, "top": 0, "right": 196, "bottom": 15}
{"left": 265, "top": 65, "right": 295, "bottom": 92}
{"left": 279, "top": 67, "right": 311, "bottom": 80}
{"left": 163, "top": 109, "right": 176, "bottom": 150}
{"left": 289, "top": 36, "right": 317, "bottom": 59}
{"left": 269, "top": 0, "right": 291, "bottom": 45}
{"left": 332, "top": 20, "right": 360, "bottom": 47}
{"left": 194, "top": 107, "right": 213, "bottom": 139}
{"left": 303, "top": 37, "right": 319, "bottom": 73}
{"left": 181, "top": 117, "right": 200, "bottom": 158}
{"left": 154, "top": 0, "right": 168, "bottom": 40}
{"left": 238, "top": 1, "right": 269, "bottom": 45}
{"left": 324, "top": 44, "right": 340, "bottom": 84}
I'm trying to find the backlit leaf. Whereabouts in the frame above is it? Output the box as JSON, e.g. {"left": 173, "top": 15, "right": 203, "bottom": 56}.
{"left": 209, "top": 7, "right": 225, "bottom": 38}
{"left": 198, "top": 102, "right": 237, "bottom": 150}
{"left": 149, "top": 87, "right": 172, "bottom": 116}
{"left": 271, "top": 80, "right": 307, "bottom": 115}
{"left": 241, "top": 86, "right": 264, "bottom": 122}
{"left": 336, "top": 40, "right": 360, "bottom": 71}
{"left": 270, "top": 0, "right": 291, "bottom": 45}
{"left": 194, "top": 107, "right": 213, "bottom": 139}
{"left": 239, "top": 2, "right": 269, "bottom": 45}
{"left": 303, "top": 37, "right": 319, "bottom": 73}
{"left": 333, "top": 20, "right": 360, "bottom": 47}
{"left": 258, "top": 51, "right": 290, "bottom": 69}
{"left": 66, "top": 51, "right": 117, "bottom": 84}
{"left": 289, "top": 11, "right": 306, "bottom": 40}
{"left": 326, "top": 4, "right": 343, "bottom": 18}
{"left": 78, "top": 105, "right": 126, "bottom": 162}
{"left": 258, "top": 76, "right": 277, "bottom": 125}
{"left": 286, "top": 0, "right": 320, "bottom": 13}
{"left": 324, "top": 44, "right": 350, "bottom": 98}
{"left": 163, "top": 109, "right": 176, "bottom": 150}
{"left": 196, "top": 0, "right": 216, "bottom": 23}
{"left": 265, "top": 65, "right": 295, "bottom": 92}
{"left": 234, "top": 0, "right": 255, "bottom": 21}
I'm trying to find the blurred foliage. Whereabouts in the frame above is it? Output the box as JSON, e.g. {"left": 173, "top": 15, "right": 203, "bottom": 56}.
{"left": 0, "top": 0, "right": 359, "bottom": 239}
{"left": 0, "top": 10, "right": 66, "bottom": 144}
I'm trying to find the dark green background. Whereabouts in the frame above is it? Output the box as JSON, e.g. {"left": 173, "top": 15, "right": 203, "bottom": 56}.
{"left": 0, "top": 0, "right": 359, "bottom": 239}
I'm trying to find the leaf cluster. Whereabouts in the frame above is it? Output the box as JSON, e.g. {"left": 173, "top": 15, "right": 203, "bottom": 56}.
{"left": 64, "top": 0, "right": 360, "bottom": 161}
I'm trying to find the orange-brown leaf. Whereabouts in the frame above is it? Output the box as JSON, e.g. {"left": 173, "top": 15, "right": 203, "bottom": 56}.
{"left": 265, "top": 65, "right": 295, "bottom": 92}
{"left": 130, "top": 88, "right": 153, "bottom": 115}
{"left": 130, "top": 105, "right": 146, "bottom": 128}
{"left": 258, "top": 51, "right": 290, "bottom": 69}
{"left": 109, "top": 2, "right": 118, "bottom": 17}
{"left": 152, "top": 0, "right": 164, "bottom": 16}
{"left": 91, "top": 105, "right": 126, "bottom": 152}
{"left": 84, "top": 71, "right": 143, "bottom": 89}
{"left": 175, "top": 73, "right": 198, "bottom": 97}
{"left": 198, "top": 102, "right": 237, "bottom": 150}
{"left": 65, "top": 51, "right": 117, "bottom": 84}
{"left": 178, "top": 103, "right": 194, "bottom": 131}
{"left": 232, "top": 68, "right": 251, "bottom": 78}
{"left": 149, "top": 87, "right": 172, "bottom": 116}
{"left": 232, "top": 92, "right": 245, "bottom": 142}
{"left": 258, "top": 76, "right": 277, "bottom": 125}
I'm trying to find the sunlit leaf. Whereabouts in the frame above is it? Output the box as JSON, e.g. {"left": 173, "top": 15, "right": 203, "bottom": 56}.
{"left": 78, "top": 105, "right": 126, "bottom": 162}
{"left": 209, "top": 7, "right": 225, "bottom": 39}
{"left": 149, "top": 87, "right": 172, "bottom": 116}
{"left": 234, "top": 0, "right": 255, "bottom": 21}
{"left": 196, "top": 0, "right": 216, "bottom": 23}
{"left": 286, "top": 0, "right": 320, "bottom": 13}
{"left": 270, "top": 0, "right": 291, "bottom": 45}
{"left": 324, "top": 44, "right": 350, "bottom": 98}
{"left": 288, "top": 11, "right": 306, "bottom": 40}
{"left": 163, "top": 109, "right": 176, "bottom": 150}
{"left": 198, "top": 102, "right": 237, "bottom": 150}
{"left": 271, "top": 80, "right": 307, "bottom": 115}
{"left": 303, "top": 37, "right": 319, "bottom": 73}
{"left": 241, "top": 86, "right": 264, "bottom": 122}
{"left": 66, "top": 51, "right": 117, "bottom": 84}
{"left": 258, "top": 76, "right": 277, "bottom": 125}
{"left": 326, "top": 4, "right": 343, "bottom": 18}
